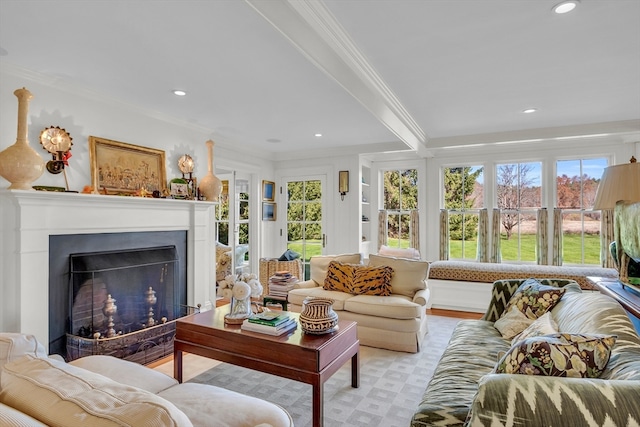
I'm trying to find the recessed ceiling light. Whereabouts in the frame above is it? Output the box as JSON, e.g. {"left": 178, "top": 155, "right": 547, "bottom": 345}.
{"left": 173, "top": 90, "right": 186, "bottom": 96}
{"left": 266, "top": 138, "right": 281, "bottom": 144}
{"left": 315, "top": 133, "right": 322, "bottom": 137}
{"left": 523, "top": 108, "right": 537, "bottom": 114}
{"left": 553, "top": 1, "right": 578, "bottom": 14}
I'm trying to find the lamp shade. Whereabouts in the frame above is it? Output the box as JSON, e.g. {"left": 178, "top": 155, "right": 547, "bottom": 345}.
{"left": 592, "top": 159, "right": 640, "bottom": 210}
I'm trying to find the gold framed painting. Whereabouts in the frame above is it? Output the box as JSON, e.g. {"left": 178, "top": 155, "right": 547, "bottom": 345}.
{"left": 88, "top": 136, "right": 167, "bottom": 195}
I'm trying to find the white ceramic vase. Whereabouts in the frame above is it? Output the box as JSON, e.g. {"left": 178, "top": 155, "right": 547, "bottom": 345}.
{"left": 0, "top": 87, "right": 45, "bottom": 189}
{"left": 198, "top": 139, "right": 222, "bottom": 201}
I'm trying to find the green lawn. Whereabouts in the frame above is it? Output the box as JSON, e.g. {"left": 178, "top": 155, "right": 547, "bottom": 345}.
{"left": 449, "top": 234, "right": 601, "bottom": 264}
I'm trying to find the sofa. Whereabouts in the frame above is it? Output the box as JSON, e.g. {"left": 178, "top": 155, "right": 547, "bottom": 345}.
{"left": 411, "top": 278, "right": 640, "bottom": 427}
{"left": 0, "top": 333, "right": 293, "bottom": 427}
{"left": 427, "top": 260, "right": 619, "bottom": 312}
{"left": 288, "top": 253, "right": 431, "bottom": 353}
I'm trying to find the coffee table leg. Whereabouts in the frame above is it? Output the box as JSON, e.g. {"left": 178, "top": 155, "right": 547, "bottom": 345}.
{"left": 312, "top": 380, "right": 323, "bottom": 427}
{"left": 351, "top": 351, "right": 359, "bottom": 388}
{"left": 174, "top": 348, "right": 183, "bottom": 383}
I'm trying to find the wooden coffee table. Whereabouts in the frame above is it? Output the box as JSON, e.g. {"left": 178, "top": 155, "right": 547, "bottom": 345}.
{"left": 174, "top": 307, "right": 359, "bottom": 427}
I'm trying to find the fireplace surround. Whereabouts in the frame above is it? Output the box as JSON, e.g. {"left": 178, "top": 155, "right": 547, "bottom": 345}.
{"left": 0, "top": 189, "right": 216, "bottom": 353}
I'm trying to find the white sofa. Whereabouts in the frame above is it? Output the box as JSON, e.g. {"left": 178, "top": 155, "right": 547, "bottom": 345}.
{"left": 288, "top": 253, "right": 431, "bottom": 353}
{"left": 0, "top": 333, "right": 293, "bottom": 427}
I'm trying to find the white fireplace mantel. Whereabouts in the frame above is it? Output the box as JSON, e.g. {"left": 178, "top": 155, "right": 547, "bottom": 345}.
{"left": 0, "top": 190, "right": 216, "bottom": 350}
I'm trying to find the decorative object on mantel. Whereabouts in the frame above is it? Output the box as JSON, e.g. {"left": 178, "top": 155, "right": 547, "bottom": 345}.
{"left": 0, "top": 87, "right": 45, "bottom": 190}
{"left": 177, "top": 153, "right": 197, "bottom": 199}
{"left": 39, "top": 126, "right": 73, "bottom": 191}
{"left": 299, "top": 296, "right": 339, "bottom": 334}
{"left": 219, "top": 272, "right": 264, "bottom": 324}
{"left": 198, "top": 139, "right": 222, "bottom": 201}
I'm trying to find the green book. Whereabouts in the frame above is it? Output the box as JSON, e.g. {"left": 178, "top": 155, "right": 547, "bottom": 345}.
{"left": 248, "top": 311, "right": 291, "bottom": 327}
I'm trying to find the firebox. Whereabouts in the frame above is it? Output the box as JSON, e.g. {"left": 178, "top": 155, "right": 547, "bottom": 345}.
{"left": 65, "top": 245, "right": 196, "bottom": 364}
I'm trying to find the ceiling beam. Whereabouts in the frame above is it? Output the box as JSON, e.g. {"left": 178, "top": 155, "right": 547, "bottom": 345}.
{"left": 245, "top": 0, "right": 427, "bottom": 152}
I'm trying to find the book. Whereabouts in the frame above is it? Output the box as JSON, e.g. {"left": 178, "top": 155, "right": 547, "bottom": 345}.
{"left": 241, "top": 318, "right": 297, "bottom": 336}
{"left": 247, "top": 311, "right": 291, "bottom": 327}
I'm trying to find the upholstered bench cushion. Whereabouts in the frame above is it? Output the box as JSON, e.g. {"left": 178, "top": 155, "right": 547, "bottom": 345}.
{"left": 160, "top": 383, "right": 294, "bottom": 427}
{"left": 69, "top": 355, "right": 178, "bottom": 394}
{"left": 0, "top": 355, "right": 193, "bottom": 427}
{"left": 428, "top": 260, "right": 618, "bottom": 290}
{"left": 288, "top": 287, "right": 353, "bottom": 310}
{"left": 344, "top": 294, "right": 423, "bottom": 319}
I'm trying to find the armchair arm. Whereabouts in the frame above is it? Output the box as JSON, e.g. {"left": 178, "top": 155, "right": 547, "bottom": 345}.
{"left": 467, "top": 373, "right": 640, "bottom": 427}
{"left": 412, "top": 286, "right": 431, "bottom": 307}
{"left": 294, "top": 279, "right": 321, "bottom": 289}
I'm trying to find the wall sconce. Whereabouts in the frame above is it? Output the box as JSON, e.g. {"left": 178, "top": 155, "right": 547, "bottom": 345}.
{"left": 339, "top": 170, "right": 349, "bottom": 201}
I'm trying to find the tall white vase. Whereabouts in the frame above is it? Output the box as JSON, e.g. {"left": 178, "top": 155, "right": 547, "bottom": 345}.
{"left": 0, "top": 87, "right": 45, "bottom": 189}
{"left": 198, "top": 139, "right": 222, "bottom": 201}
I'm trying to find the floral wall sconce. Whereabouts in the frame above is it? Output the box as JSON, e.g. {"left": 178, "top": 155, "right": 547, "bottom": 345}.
{"left": 339, "top": 170, "right": 349, "bottom": 201}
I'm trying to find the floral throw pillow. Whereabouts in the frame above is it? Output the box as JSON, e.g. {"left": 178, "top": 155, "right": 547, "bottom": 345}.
{"left": 511, "top": 311, "right": 558, "bottom": 345}
{"left": 496, "top": 333, "right": 617, "bottom": 378}
{"left": 502, "top": 278, "right": 566, "bottom": 320}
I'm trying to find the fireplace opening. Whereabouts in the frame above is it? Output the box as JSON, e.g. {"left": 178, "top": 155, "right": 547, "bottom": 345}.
{"left": 49, "top": 231, "right": 192, "bottom": 363}
{"left": 65, "top": 245, "right": 196, "bottom": 364}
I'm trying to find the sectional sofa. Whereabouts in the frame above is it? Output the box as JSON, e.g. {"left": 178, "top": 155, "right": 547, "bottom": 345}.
{"left": 411, "top": 278, "right": 640, "bottom": 427}
{"left": 0, "top": 333, "right": 293, "bottom": 427}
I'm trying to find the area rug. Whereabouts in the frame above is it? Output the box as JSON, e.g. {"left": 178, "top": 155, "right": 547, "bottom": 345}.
{"left": 188, "top": 315, "right": 461, "bottom": 427}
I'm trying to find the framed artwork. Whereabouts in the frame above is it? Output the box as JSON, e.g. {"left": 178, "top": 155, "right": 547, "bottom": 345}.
{"left": 262, "top": 180, "right": 275, "bottom": 201}
{"left": 88, "top": 136, "right": 167, "bottom": 195}
{"left": 262, "top": 202, "right": 276, "bottom": 221}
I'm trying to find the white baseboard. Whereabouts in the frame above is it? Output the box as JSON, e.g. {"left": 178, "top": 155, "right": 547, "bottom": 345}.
{"left": 428, "top": 279, "right": 492, "bottom": 313}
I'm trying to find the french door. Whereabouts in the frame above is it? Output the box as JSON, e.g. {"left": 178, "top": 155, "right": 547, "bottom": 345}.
{"left": 283, "top": 175, "right": 326, "bottom": 280}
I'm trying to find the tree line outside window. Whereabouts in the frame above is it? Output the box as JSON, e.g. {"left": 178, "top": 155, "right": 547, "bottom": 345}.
{"left": 443, "top": 158, "right": 607, "bottom": 265}
{"left": 383, "top": 169, "right": 418, "bottom": 248}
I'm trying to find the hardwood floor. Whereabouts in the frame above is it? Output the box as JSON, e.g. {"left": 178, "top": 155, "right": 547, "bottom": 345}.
{"left": 427, "top": 308, "right": 483, "bottom": 319}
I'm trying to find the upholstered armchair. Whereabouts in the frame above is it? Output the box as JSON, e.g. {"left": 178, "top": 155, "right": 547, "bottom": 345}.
{"left": 215, "top": 242, "right": 233, "bottom": 283}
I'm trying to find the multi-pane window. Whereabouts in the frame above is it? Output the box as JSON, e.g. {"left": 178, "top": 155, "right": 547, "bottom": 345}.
{"left": 287, "top": 180, "right": 322, "bottom": 279}
{"left": 496, "top": 162, "right": 541, "bottom": 262}
{"left": 237, "top": 179, "right": 249, "bottom": 266}
{"left": 383, "top": 169, "right": 418, "bottom": 248}
{"left": 444, "top": 166, "right": 483, "bottom": 259}
{"left": 556, "top": 158, "right": 606, "bottom": 265}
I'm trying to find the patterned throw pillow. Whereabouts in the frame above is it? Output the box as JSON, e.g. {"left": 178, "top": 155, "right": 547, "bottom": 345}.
{"left": 351, "top": 265, "right": 394, "bottom": 296}
{"left": 323, "top": 261, "right": 356, "bottom": 293}
{"left": 494, "top": 306, "right": 534, "bottom": 339}
{"left": 511, "top": 311, "right": 558, "bottom": 345}
{"left": 496, "top": 333, "right": 617, "bottom": 378}
{"left": 502, "top": 278, "right": 566, "bottom": 320}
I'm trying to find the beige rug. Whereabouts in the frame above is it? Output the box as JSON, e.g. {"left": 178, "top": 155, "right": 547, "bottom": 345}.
{"left": 188, "top": 315, "right": 461, "bottom": 427}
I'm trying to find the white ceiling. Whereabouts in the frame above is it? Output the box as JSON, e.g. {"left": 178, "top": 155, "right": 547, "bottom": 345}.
{"left": 1, "top": 0, "right": 639, "bottom": 159}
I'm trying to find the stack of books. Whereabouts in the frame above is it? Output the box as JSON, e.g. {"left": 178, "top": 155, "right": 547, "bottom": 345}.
{"left": 241, "top": 311, "right": 297, "bottom": 336}
{"left": 268, "top": 271, "right": 299, "bottom": 298}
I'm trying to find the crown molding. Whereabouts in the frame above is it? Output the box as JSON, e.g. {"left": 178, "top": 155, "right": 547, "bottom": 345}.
{"left": 245, "top": 0, "right": 427, "bottom": 152}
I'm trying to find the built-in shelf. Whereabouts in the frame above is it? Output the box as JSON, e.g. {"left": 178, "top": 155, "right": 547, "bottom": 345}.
{"left": 360, "top": 162, "right": 371, "bottom": 258}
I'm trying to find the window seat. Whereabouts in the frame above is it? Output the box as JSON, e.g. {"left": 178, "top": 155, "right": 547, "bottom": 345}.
{"left": 427, "top": 260, "right": 619, "bottom": 312}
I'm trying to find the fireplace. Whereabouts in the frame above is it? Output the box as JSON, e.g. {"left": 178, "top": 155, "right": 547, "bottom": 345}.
{"left": 0, "top": 190, "right": 217, "bottom": 355}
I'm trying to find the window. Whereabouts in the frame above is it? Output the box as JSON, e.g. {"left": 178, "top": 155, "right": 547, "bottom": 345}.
{"left": 556, "top": 158, "right": 606, "bottom": 265}
{"left": 286, "top": 178, "right": 323, "bottom": 280}
{"left": 444, "top": 166, "right": 483, "bottom": 259}
{"left": 383, "top": 169, "right": 418, "bottom": 248}
{"left": 496, "top": 162, "right": 541, "bottom": 262}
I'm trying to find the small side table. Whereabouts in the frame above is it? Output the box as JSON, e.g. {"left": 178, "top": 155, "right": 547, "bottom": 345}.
{"left": 263, "top": 295, "right": 288, "bottom": 311}
{"left": 588, "top": 276, "right": 640, "bottom": 332}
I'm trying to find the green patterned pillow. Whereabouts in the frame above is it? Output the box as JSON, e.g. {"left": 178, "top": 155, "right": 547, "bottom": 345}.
{"left": 323, "top": 261, "right": 355, "bottom": 293}
{"left": 351, "top": 265, "right": 393, "bottom": 296}
{"left": 496, "top": 333, "right": 617, "bottom": 378}
{"left": 502, "top": 278, "right": 566, "bottom": 320}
